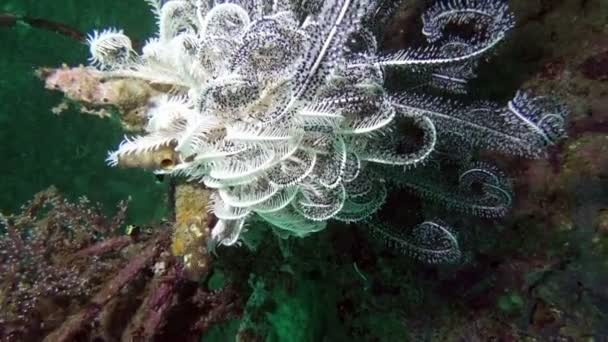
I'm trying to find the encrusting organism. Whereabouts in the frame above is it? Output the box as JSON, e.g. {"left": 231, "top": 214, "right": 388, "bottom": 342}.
{"left": 82, "top": 0, "right": 567, "bottom": 264}
{"left": 39, "top": 65, "right": 163, "bottom": 131}
{"left": 0, "top": 188, "right": 241, "bottom": 341}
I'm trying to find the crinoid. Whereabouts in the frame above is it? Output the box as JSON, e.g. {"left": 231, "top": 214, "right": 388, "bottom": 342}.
{"left": 87, "top": 0, "right": 568, "bottom": 263}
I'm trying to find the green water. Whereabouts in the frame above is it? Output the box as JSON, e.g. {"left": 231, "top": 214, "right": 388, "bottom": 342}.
{"left": 0, "top": 0, "right": 166, "bottom": 223}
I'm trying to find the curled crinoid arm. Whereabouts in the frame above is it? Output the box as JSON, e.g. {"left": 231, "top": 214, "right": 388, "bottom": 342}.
{"left": 230, "top": 14, "right": 304, "bottom": 81}
{"left": 342, "top": 151, "right": 361, "bottom": 183}
{"left": 219, "top": 177, "right": 279, "bottom": 208}
{"left": 351, "top": 115, "right": 437, "bottom": 169}
{"left": 293, "top": 182, "right": 346, "bottom": 221}
{"left": 457, "top": 162, "right": 513, "bottom": 215}
{"left": 428, "top": 38, "right": 480, "bottom": 93}
{"left": 362, "top": 0, "right": 403, "bottom": 36}
{"left": 200, "top": 3, "right": 251, "bottom": 39}
{"left": 267, "top": 149, "right": 317, "bottom": 187}
{"left": 174, "top": 116, "right": 223, "bottom": 159}
{"left": 338, "top": 97, "right": 396, "bottom": 134}
{"left": 421, "top": 0, "right": 513, "bottom": 43}
{"left": 336, "top": 177, "right": 387, "bottom": 223}
{"left": 252, "top": 186, "right": 299, "bottom": 213}
{"left": 395, "top": 161, "right": 512, "bottom": 217}
{"left": 292, "top": 0, "right": 370, "bottom": 102}
{"left": 87, "top": 28, "right": 136, "bottom": 70}
{"left": 210, "top": 218, "right": 247, "bottom": 248}
{"left": 349, "top": 0, "right": 515, "bottom": 69}
{"left": 306, "top": 136, "right": 348, "bottom": 188}
{"left": 159, "top": 0, "right": 197, "bottom": 42}
{"left": 391, "top": 91, "right": 568, "bottom": 158}
{"left": 297, "top": 101, "right": 345, "bottom": 129}
{"left": 257, "top": 205, "right": 327, "bottom": 238}
{"left": 210, "top": 192, "right": 251, "bottom": 220}
{"left": 369, "top": 220, "right": 462, "bottom": 264}
{"left": 504, "top": 91, "right": 569, "bottom": 154}
{"left": 209, "top": 146, "right": 276, "bottom": 181}
{"left": 145, "top": 95, "right": 193, "bottom": 132}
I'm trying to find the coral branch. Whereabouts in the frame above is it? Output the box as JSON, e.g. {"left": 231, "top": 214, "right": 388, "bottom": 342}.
{"left": 72, "top": 236, "right": 132, "bottom": 258}
{"left": 45, "top": 231, "right": 169, "bottom": 342}
{"left": 123, "top": 262, "right": 183, "bottom": 339}
{"left": 93, "top": 233, "right": 169, "bottom": 306}
{"left": 191, "top": 286, "right": 242, "bottom": 335}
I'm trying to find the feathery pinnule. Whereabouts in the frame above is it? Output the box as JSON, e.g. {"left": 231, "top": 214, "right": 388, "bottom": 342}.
{"left": 85, "top": 0, "right": 568, "bottom": 264}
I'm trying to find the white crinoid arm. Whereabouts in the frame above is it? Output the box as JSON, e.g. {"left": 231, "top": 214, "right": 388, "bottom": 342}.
{"left": 388, "top": 161, "right": 513, "bottom": 218}
{"left": 105, "top": 133, "right": 178, "bottom": 168}
{"left": 336, "top": 174, "right": 387, "bottom": 223}
{"left": 391, "top": 91, "right": 568, "bottom": 158}
{"left": 273, "top": 0, "right": 372, "bottom": 122}
{"left": 349, "top": 0, "right": 515, "bottom": 69}
{"left": 87, "top": 28, "right": 136, "bottom": 70}
{"left": 369, "top": 220, "right": 462, "bottom": 264}
{"left": 158, "top": 0, "right": 198, "bottom": 42}
{"left": 144, "top": 0, "right": 163, "bottom": 21}
{"left": 210, "top": 218, "right": 247, "bottom": 248}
